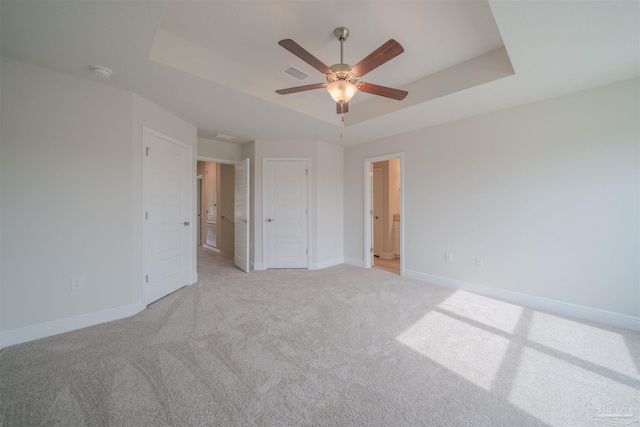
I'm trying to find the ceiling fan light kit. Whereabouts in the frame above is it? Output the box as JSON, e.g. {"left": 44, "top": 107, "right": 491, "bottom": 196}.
{"left": 327, "top": 81, "right": 357, "bottom": 103}
{"left": 276, "top": 27, "right": 408, "bottom": 114}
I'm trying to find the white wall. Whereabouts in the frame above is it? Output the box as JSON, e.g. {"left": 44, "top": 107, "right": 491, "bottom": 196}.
{"left": 0, "top": 54, "right": 4, "bottom": 336}
{"left": 315, "top": 142, "right": 344, "bottom": 268}
{"left": 197, "top": 137, "right": 242, "bottom": 162}
{"left": 344, "top": 78, "right": 639, "bottom": 321}
{"left": 0, "top": 58, "right": 197, "bottom": 346}
{"left": 252, "top": 140, "right": 344, "bottom": 270}
{"left": 1, "top": 58, "right": 134, "bottom": 332}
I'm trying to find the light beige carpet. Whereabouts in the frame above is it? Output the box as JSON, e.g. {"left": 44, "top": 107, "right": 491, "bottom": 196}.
{"left": 1, "top": 249, "right": 638, "bottom": 426}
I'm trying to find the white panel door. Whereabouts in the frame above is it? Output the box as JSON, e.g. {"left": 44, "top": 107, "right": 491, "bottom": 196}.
{"left": 265, "top": 160, "right": 308, "bottom": 269}
{"left": 234, "top": 158, "right": 250, "bottom": 272}
{"left": 143, "top": 129, "right": 192, "bottom": 305}
{"left": 373, "top": 168, "right": 382, "bottom": 257}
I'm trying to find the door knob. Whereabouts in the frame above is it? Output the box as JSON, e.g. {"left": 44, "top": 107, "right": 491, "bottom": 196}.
{"left": 266, "top": 218, "right": 275, "bottom": 222}
{"left": 183, "top": 221, "right": 190, "bottom": 226}
{"left": 375, "top": 216, "right": 379, "bottom": 219}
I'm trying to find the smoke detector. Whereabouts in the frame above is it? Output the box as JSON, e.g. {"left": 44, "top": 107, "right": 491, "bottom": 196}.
{"left": 91, "top": 65, "right": 113, "bottom": 78}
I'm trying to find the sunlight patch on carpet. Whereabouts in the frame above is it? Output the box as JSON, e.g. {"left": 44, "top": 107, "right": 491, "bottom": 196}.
{"left": 508, "top": 347, "right": 640, "bottom": 426}
{"left": 527, "top": 312, "right": 637, "bottom": 378}
{"left": 437, "top": 290, "right": 524, "bottom": 334}
{"left": 396, "top": 310, "right": 510, "bottom": 390}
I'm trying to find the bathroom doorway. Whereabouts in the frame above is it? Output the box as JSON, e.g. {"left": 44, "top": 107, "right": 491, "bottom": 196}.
{"left": 364, "top": 153, "right": 403, "bottom": 276}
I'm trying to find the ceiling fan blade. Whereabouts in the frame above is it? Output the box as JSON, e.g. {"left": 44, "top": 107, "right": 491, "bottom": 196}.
{"left": 278, "top": 39, "right": 332, "bottom": 75}
{"left": 358, "top": 82, "right": 408, "bottom": 100}
{"left": 276, "top": 83, "right": 327, "bottom": 95}
{"left": 336, "top": 102, "right": 349, "bottom": 114}
{"left": 351, "top": 39, "right": 404, "bottom": 78}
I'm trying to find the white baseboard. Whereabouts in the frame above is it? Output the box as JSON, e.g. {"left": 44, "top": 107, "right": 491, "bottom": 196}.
{"left": 310, "top": 258, "right": 344, "bottom": 270}
{"left": 252, "top": 262, "right": 265, "bottom": 271}
{"left": 0, "top": 300, "right": 147, "bottom": 349}
{"left": 202, "top": 244, "right": 220, "bottom": 254}
{"left": 344, "top": 258, "right": 365, "bottom": 268}
{"left": 379, "top": 252, "right": 396, "bottom": 260}
{"left": 404, "top": 269, "right": 640, "bottom": 332}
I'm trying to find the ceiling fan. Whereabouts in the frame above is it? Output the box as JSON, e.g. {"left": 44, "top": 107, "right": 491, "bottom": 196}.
{"left": 276, "top": 27, "right": 408, "bottom": 114}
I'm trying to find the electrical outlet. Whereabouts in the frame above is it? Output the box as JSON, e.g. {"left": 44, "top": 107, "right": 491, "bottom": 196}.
{"left": 475, "top": 257, "right": 483, "bottom": 267}
{"left": 71, "top": 276, "right": 84, "bottom": 290}
{"left": 445, "top": 252, "right": 453, "bottom": 263}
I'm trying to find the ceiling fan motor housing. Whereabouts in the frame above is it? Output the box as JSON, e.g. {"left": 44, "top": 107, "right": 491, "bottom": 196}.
{"left": 327, "top": 63, "right": 358, "bottom": 85}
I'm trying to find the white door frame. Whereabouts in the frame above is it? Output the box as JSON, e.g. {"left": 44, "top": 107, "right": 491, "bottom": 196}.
{"left": 142, "top": 126, "right": 194, "bottom": 305}
{"left": 364, "top": 152, "right": 404, "bottom": 275}
{"left": 234, "top": 158, "right": 250, "bottom": 272}
{"left": 262, "top": 157, "right": 311, "bottom": 270}
{"left": 197, "top": 175, "right": 203, "bottom": 246}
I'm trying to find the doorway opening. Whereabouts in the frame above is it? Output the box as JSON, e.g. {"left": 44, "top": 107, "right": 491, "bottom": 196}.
{"left": 196, "top": 156, "right": 251, "bottom": 273}
{"left": 364, "top": 153, "right": 403, "bottom": 276}
{"left": 197, "top": 158, "right": 236, "bottom": 262}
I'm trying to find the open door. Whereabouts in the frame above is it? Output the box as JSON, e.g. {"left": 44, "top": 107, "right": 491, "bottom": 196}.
{"left": 373, "top": 167, "right": 382, "bottom": 257}
{"left": 234, "top": 158, "right": 250, "bottom": 272}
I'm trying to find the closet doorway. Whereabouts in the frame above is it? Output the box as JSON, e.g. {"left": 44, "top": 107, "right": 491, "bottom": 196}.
{"left": 364, "top": 153, "right": 403, "bottom": 276}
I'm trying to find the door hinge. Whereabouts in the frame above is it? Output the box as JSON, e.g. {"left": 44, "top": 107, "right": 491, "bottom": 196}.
{"left": 145, "top": 211, "right": 148, "bottom": 220}
{"left": 370, "top": 209, "right": 374, "bottom": 215}
{"left": 306, "top": 209, "right": 308, "bottom": 215}
{"left": 145, "top": 275, "right": 148, "bottom": 283}
{"left": 305, "top": 169, "right": 308, "bottom": 176}
{"left": 306, "top": 249, "right": 308, "bottom": 254}
{"left": 145, "top": 147, "right": 150, "bottom": 156}
{"left": 370, "top": 247, "right": 374, "bottom": 253}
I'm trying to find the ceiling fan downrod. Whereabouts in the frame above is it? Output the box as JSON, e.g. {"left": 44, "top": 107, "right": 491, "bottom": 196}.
{"left": 334, "top": 27, "right": 349, "bottom": 66}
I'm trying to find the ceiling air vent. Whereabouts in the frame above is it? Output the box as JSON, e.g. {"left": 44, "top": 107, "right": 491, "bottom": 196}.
{"left": 282, "top": 65, "right": 309, "bottom": 81}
